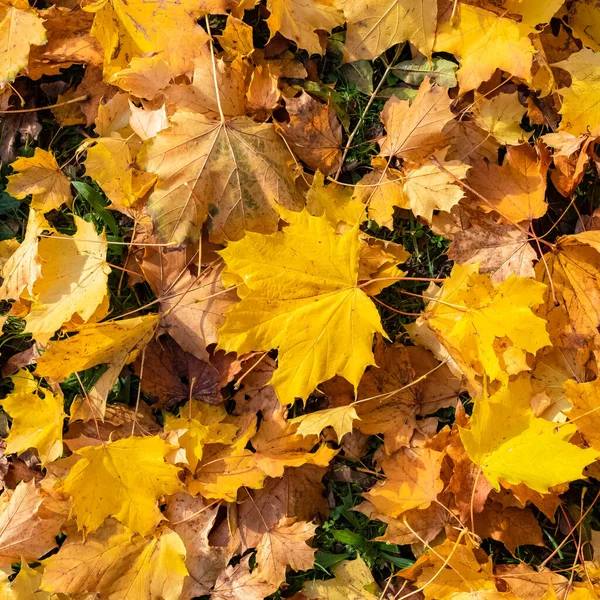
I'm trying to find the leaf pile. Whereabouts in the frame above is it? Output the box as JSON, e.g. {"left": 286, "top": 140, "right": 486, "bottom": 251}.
{"left": 3, "top": 1, "right": 600, "bottom": 599}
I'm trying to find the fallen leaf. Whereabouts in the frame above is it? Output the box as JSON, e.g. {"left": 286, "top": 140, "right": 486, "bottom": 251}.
{"left": 434, "top": 4, "right": 534, "bottom": 93}
{"left": 402, "top": 155, "right": 469, "bottom": 222}
{"left": 468, "top": 143, "right": 549, "bottom": 224}
{"left": 164, "top": 493, "right": 227, "bottom": 600}
{"left": 85, "top": 0, "right": 210, "bottom": 77}
{"left": 420, "top": 262, "right": 550, "bottom": 385}
{"left": 448, "top": 220, "right": 537, "bottom": 282}
{"left": 137, "top": 113, "right": 304, "bottom": 243}
{"left": 0, "top": 209, "right": 47, "bottom": 302}
{"left": 472, "top": 92, "right": 531, "bottom": 145}
{"left": 6, "top": 148, "right": 72, "bottom": 212}
{"left": 460, "top": 376, "right": 599, "bottom": 493}
{"left": 24, "top": 215, "right": 111, "bottom": 342}
{"left": 212, "top": 556, "right": 278, "bottom": 600}
{"left": 341, "top": 0, "right": 435, "bottom": 62}
{"left": 363, "top": 447, "right": 444, "bottom": 517}
{"left": 564, "top": 378, "right": 600, "bottom": 451}
{"left": 63, "top": 435, "right": 182, "bottom": 535}
{"left": 554, "top": 48, "right": 600, "bottom": 135}
{"left": 264, "top": 0, "right": 344, "bottom": 56}
{"left": 399, "top": 537, "right": 496, "bottom": 600}
{"left": 0, "top": 480, "right": 62, "bottom": 568}
{"left": 290, "top": 405, "right": 360, "bottom": 442}
{"left": 379, "top": 78, "right": 454, "bottom": 163}
{"left": 218, "top": 209, "right": 385, "bottom": 405}
{"left": 254, "top": 517, "right": 316, "bottom": 586}
{"left": 475, "top": 501, "right": 544, "bottom": 554}
{"left": 278, "top": 91, "right": 342, "bottom": 176}
{"left": 0, "top": 0, "right": 46, "bottom": 86}
{"left": 41, "top": 519, "right": 188, "bottom": 600}
{"left": 2, "top": 370, "right": 65, "bottom": 466}
{"left": 303, "top": 556, "right": 380, "bottom": 600}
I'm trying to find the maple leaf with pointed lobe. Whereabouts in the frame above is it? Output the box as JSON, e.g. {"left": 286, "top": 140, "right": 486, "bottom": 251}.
{"left": 218, "top": 209, "right": 385, "bottom": 405}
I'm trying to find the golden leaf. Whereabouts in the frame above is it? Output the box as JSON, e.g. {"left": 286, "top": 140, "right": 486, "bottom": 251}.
{"left": 6, "top": 148, "right": 72, "bottom": 212}
{"left": 421, "top": 263, "right": 550, "bottom": 384}
{"left": 434, "top": 4, "right": 534, "bottom": 93}
{"left": 460, "top": 377, "right": 599, "bottom": 492}
{"left": 0, "top": 0, "right": 46, "bottom": 86}
{"left": 63, "top": 436, "right": 182, "bottom": 535}
{"left": 24, "top": 215, "right": 111, "bottom": 342}
{"left": 2, "top": 370, "right": 65, "bottom": 466}
{"left": 218, "top": 209, "right": 385, "bottom": 405}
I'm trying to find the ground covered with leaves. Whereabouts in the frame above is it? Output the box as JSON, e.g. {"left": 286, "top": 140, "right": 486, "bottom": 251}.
{"left": 4, "top": 0, "right": 600, "bottom": 599}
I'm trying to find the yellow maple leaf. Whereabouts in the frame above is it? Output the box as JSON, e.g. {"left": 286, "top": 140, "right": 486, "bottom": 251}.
{"left": 505, "top": 0, "right": 564, "bottom": 27}
{"left": 341, "top": 0, "right": 436, "bottom": 62}
{"left": 217, "top": 16, "right": 254, "bottom": 60}
{"left": 290, "top": 405, "right": 360, "bottom": 442}
{"left": 421, "top": 263, "right": 551, "bottom": 384}
{"left": 0, "top": 0, "right": 46, "bottom": 86}
{"left": 306, "top": 171, "right": 366, "bottom": 228}
{"left": 403, "top": 156, "right": 469, "bottom": 222}
{"left": 85, "top": 0, "right": 209, "bottom": 77}
{"left": 472, "top": 92, "right": 531, "bottom": 146}
{"left": 265, "top": 0, "right": 343, "bottom": 56}
{"left": 63, "top": 435, "right": 182, "bottom": 535}
{"left": 554, "top": 49, "right": 600, "bottom": 135}
{"left": 568, "top": 0, "right": 600, "bottom": 52}
{"left": 35, "top": 315, "right": 159, "bottom": 381}
{"left": 6, "top": 148, "right": 72, "bottom": 212}
{"left": 137, "top": 113, "right": 304, "bottom": 244}
{"left": 303, "top": 556, "right": 380, "bottom": 600}
{"left": 399, "top": 537, "right": 496, "bottom": 600}
{"left": 83, "top": 136, "right": 156, "bottom": 208}
{"left": 218, "top": 209, "right": 385, "bottom": 405}
{"left": 0, "top": 210, "right": 47, "bottom": 302}
{"left": 164, "top": 402, "right": 237, "bottom": 471}
{"left": 434, "top": 4, "right": 534, "bottom": 93}
{"left": 24, "top": 215, "right": 111, "bottom": 342}
{"left": 1, "top": 370, "right": 65, "bottom": 466}
{"left": 460, "top": 377, "right": 599, "bottom": 493}
{"left": 40, "top": 519, "right": 188, "bottom": 600}
{"left": 0, "top": 560, "right": 49, "bottom": 600}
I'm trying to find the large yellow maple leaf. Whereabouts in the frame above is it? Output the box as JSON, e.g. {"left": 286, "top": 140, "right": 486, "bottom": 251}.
{"left": 63, "top": 436, "right": 182, "bottom": 535}
{"left": 0, "top": 0, "right": 46, "bottom": 86}
{"left": 460, "top": 377, "right": 599, "bottom": 493}
{"left": 24, "top": 215, "right": 111, "bottom": 342}
{"left": 137, "top": 112, "right": 304, "bottom": 244}
{"left": 84, "top": 0, "right": 209, "bottom": 77}
{"left": 434, "top": 4, "right": 534, "bottom": 93}
{"left": 340, "top": 0, "right": 436, "bottom": 62}
{"left": 6, "top": 148, "right": 72, "bottom": 212}
{"left": 218, "top": 209, "right": 385, "bottom": 405}
{"left": 421, "top": 263, "right": 551, "bottom": 384}
{"left": 1, "top": 369, "right": 65, "bottom": 466}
